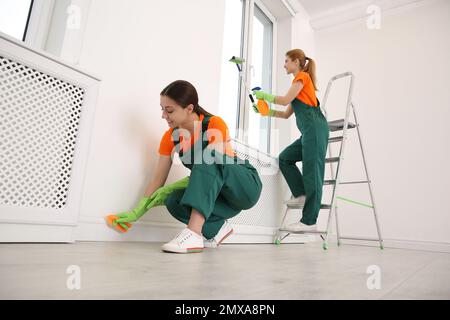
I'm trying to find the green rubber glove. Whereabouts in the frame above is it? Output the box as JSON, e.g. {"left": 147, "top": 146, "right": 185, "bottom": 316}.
{"left": 113, "top": 176, "right": 190, "bottom": 228}
{"left": 253, "top": 90, "right": 275, "bottom": 103}
{"left": 146, "top": 176, "right": 190, "bottom": 207}
{"left": 113, "top": 196, "right": 152, "bottom": 229}
{"left": 256, "top": 104, "right": 276, "bottom": 117}
{"left": 257, "top": 108, "right": 276, "bottom": 117}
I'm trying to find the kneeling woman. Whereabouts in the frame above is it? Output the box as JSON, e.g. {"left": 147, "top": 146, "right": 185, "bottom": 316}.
{"left": 112, "top": 80, "right": 262, "bottom": 253}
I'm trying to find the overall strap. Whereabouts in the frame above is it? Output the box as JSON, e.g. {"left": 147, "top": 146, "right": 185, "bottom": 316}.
{"left": 172, "top": 115, "right": 212, "bottom": 154}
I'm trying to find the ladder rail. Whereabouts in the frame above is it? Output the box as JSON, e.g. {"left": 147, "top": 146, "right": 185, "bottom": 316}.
{"left": 321, "top": 71, "right": 353, "bottom": 118}
{"left": 322, "top": 77, "right": 339, "bottom": 246}
{"left": 275, "top": 206, "right": 291, "bottom": 242}
{"left": 323, "top": 73, "right": 355, "bottom": 248}
{"left": 351, "top": 102, "right": 384, "bottom": 248}
{"left": 321, "top": 72, "right": 356, "bottom": 247}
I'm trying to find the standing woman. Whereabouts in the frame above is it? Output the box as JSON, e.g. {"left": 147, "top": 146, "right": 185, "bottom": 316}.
{"left": 111, "top": 80, "right": 262, "bottom": 253}
{"left": 253, "top": 49, "right": 329, "bottom": 232}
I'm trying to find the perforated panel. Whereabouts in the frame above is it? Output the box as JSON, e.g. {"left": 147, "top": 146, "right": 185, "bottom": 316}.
{"left": 0, "top": 55, "right": 85, "bottom": 209}
{"left": 228, "top": 140, "right": 282, "bottom": 228}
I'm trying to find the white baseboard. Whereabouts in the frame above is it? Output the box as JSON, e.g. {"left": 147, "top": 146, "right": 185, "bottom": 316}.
{"left": 73, "top": 216, "right": 315, "bottom": 244}
{"left": 0, "top": 223, "right": 75, "bottom": 243}
{"left": 381, "top": 239, "right": 450, "bottom": 253}
{"left": 327, "top": 235, "right": 450, "bottom": 253}
{"left": 4, "top": 217, "right": 448, "bottom": 253}
{"left": 74, "top": 216, "right": 184, "bottom": 242}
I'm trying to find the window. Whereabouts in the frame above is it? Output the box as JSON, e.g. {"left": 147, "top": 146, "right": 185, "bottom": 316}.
{"left": 218, "top": 0, "right": 245, "bottom": 140}
{"left": 248, "top": 4, "right": 273, "bottom": 153}
{"left": 0, "top": 0, "right": 34, "bottom": 41}
{"left": 218, "top": 0, "right": 275, "bottom": 154}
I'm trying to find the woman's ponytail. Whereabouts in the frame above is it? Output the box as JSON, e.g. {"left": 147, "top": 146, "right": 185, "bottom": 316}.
{"left": 194, "top": 104, "right": 214, "bottom": 117}
{"left": 286, "top": 49, "right": 318, "bottom": 91}
{"left": 303, "top": 57, "right": 317, "bottom": 91}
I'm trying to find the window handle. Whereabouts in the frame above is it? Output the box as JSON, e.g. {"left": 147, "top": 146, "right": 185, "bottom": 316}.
{"left": 250, "top": 65, "right": 255, "bottom": 77}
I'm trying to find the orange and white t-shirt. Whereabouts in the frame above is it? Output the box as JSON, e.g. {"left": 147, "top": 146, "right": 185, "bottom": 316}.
{"left": 158, "top": 114, "right": 237, "bottom": 158}
{"left": 292, "top": 71, "right": 318, "bottom": 107}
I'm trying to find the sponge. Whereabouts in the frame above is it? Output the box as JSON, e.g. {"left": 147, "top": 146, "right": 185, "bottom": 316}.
{"left": 105, "top": 215, "right": 132, "bottom": 233}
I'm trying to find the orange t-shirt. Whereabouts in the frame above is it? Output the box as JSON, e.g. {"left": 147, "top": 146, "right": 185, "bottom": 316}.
{"left": 292, "top": 71, "right": 318, "bottom": 107}
{"left": 158, "top": 114, "right": 237, "bottom": 158}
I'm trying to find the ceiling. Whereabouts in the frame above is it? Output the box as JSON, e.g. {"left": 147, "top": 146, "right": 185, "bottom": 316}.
{"left": 297, "top": 0, "right": 371, "bottom": 17}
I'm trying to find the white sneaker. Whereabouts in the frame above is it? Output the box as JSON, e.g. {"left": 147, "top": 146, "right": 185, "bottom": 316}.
{"left": 161, "top": 228, "right": 204, "bottom": 253}
{"left": 284, "top": 222, "right": 317, "bottom": 232}
{"left": 204, "top": 221, "right": 234, "bottom": 248}
{"left": 284, "top": 195, "right": 306, "bottom": 207}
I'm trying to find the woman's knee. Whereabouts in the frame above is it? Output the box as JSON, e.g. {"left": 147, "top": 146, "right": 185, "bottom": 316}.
{"left": 164, "top": 189, "right": 184, "bottom": 214}
{"left": 278, "top": 150, "right": 288, "bottom": 163}
{"left": 242, "top": 180, "right": 262, "bottom": 210}
{"left": 277, "top": 150, "right": 294, "bottom": 167}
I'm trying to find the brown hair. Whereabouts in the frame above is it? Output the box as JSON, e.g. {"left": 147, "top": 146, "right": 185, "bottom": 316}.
{"left": 160, "top": 80, "right": 214, "bottom": 117}
{"left": 286, "top": 49, "right": 317, "bottom": 90}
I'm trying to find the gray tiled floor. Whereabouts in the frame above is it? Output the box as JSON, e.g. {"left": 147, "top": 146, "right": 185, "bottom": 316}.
{"left": 1, "top": 242, "right": 449, "bottom": 299}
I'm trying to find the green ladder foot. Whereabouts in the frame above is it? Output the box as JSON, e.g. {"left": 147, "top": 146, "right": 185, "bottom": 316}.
{"left": 323, "top": 243, "right": 329, "bottom": 250}
{"left": 274, "top": 239, "right": 281, "bottom": 246}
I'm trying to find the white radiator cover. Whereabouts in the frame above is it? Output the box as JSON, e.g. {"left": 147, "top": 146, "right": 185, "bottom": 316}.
{"left": 0, "top": 32, "right": 100, "bottom": 242}
{"left": 228, "top": 139, "right": 283, "bottom": 228}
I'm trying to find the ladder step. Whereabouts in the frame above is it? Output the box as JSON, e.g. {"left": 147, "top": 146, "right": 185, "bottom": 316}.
{"left": 286, "top": 203, "right": 332, "bottom": 209}
{"left": 338, "top": 236, "right": 380, "bottom": 242}
{"left": 339, "top": 180, "right": 371, "bottom": 185}
{"left": 323, "top": 180, "right": 371, "bottom": 185}
{"left": 279, "top": 229, "right": 327, "bottom": 234}
{"left": 325, "top": 157, "right": 340, "bottom": 163}
{"left": 328, "top": 136, "right": 343, "bottom": 143}
{"left": 328, "top": 119, "right": 356, "bottom": 132}
{"left": 286, "top": 203, "right": 304, "bottom": 208}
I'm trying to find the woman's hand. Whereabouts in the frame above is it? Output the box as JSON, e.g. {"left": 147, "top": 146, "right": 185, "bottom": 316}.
{"left": 146, "top": 176, "right": 190, "bottom": 207}
{"left": 113, "top": 196, "right": 153, "bottom": 229}
{"left": 113, "top": 176, "right": 190, "bottom": 228}
{"left": 250, "top": 96, "right": 275, "bottom": 117}
{"left": 253, "top": 90, "right": 276, "bottom": 103}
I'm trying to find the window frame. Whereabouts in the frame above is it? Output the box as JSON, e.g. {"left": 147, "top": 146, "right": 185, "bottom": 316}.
{"left": 22, "top": 0, "right": 35, "bottom": 41}
{"left": 23, "top": 0, "right": 56, "bottom": 50}
{"left": 237, "top": 0, "right": 277, "bottom": 154}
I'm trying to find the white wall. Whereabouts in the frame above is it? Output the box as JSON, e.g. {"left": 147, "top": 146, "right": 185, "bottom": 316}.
{"left": 72, "top": 0, "right": 227, "bottom": 240}
{"left": 313, "top": 0, "right": 450, "bottom": 247}
{"left": 290, "top": 4, "right": 316, "bottom": 145}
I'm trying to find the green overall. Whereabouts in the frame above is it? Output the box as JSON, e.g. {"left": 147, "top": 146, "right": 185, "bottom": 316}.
{"left": 278, "top": 98, "right": 330, "bottom": 225}
{"left": 164, "top": 116, "right": 263, "bottom": 239}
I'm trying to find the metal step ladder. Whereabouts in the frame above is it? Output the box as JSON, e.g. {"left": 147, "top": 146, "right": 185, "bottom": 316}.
{"left": 274, "top": 72, "right": 384, "bottom": 250}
